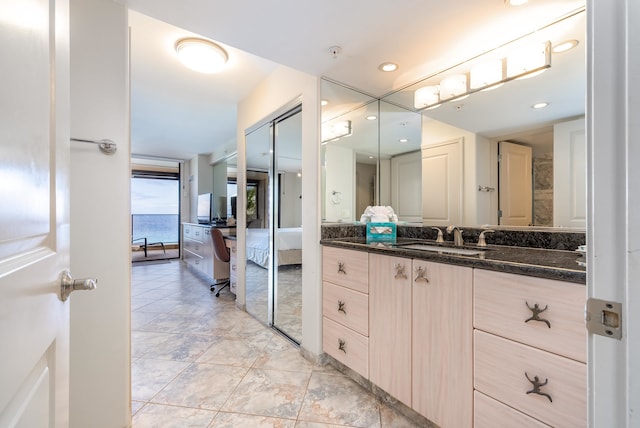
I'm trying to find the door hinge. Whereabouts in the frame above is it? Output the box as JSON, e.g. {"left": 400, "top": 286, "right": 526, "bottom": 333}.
{"left": 497, "top": 209, "right": 503, "bottom": 218}
{"left": 498, "top": 153, "right": 502, "bottom": 162}
{"left": 586, "top": 298, "right": 622, "bottom": 340}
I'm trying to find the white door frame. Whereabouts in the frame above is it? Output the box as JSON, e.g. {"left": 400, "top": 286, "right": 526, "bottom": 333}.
{"left": 588, "top": 0, "right": 640, "bottom": 426}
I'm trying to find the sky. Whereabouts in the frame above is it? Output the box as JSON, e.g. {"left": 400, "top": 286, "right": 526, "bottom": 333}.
{"left": 131, "top": 178, "right": 179, "bottom": 215}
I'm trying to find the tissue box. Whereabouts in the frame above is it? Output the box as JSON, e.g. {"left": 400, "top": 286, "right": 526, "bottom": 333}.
{"left": 366, "top": 222, "right": 397, "bottom": 243}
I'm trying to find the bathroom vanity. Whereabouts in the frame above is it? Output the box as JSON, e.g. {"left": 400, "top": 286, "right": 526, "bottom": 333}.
{"left": 320, "top": 224, "right": 586, "bottom": 428}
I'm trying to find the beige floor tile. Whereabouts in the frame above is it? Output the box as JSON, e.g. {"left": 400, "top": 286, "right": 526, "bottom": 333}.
{"left": 222, "top": 368, "right": 311, "bottom": 419}
{"left": 132, "top": 403, "right": 216, "bottom": 427}
{"left": 152, "top": 362, "right": 248, "bottom": 410}
{"left": 210, "top": 411, "right": 297, "bottom": 427}
{"left": 298, "top": 372, "right": 381, "bottom": 428}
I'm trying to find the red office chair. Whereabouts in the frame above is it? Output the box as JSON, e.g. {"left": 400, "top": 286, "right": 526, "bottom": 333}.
{"left": 210, "top": 228, "right": 230, "bottom": 297}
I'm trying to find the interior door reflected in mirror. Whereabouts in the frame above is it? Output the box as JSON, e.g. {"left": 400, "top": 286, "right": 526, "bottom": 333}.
{"left": 321, "top": 8, "right": 586, "bottom": 229}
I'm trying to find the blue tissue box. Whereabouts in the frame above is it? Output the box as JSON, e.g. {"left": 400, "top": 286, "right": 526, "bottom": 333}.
{"left": 366, "top": 222, "right": 397, "bottom": 243}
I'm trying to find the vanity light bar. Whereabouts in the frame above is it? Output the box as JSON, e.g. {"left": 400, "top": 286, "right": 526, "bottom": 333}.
{"left": 414, "top": 41, "right": 551, "bottom": 111}
{"left": 321, "top": 120, "right": 353, "bottom": 144}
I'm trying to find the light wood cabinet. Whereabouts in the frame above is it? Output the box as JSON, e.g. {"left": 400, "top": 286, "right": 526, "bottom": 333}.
{"left": 368, "top": 253, "right": 412, "bottom": 407}
{"left": 474, "top": 269, "right": 586, "bottom": 362}
{"left": 474, "top": 391, "right": 551, "bottom": 428}
{"left": 473, "top": 270, "right": 587, "bottom": 427}
{"left": 412, "top": 259, "right": 473, "bottom": 428}
{"left": 322, "top": 247, "right": 369, "bottom": 379}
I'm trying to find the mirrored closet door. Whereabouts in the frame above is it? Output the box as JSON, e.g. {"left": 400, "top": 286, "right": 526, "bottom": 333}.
{"left": 244, "top": 104, "right": 302, "bottom": 344}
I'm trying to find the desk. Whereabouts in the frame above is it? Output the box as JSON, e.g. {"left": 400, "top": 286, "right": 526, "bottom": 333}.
{"left": 182, "top": 223, "right": 232, "bottom": 283}
{"left": 224, "top": 237, "right": 237, "bottom": 294}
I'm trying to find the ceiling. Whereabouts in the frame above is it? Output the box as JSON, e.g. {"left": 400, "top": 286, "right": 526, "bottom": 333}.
{"left": 122, "top": 0, "right": 586, "bottom": 161}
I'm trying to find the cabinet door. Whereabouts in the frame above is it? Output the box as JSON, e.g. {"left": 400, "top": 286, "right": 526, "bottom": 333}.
{"left": 412, "top": 260, "right": 473, "bottom": 428}
{"left": 369, "top": 253, "right": 412, "bottom": 406}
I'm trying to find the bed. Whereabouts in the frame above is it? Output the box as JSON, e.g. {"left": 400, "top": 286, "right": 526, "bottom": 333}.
{"left": 246, "top": 227, "right": 302, "bottom": 268}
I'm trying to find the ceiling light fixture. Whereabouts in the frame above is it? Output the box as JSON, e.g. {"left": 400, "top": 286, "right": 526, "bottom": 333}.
{"left": 413, "top": 40, "right": 551, "bottom": 111}
{"left": 399, "top": 138, "right": 409, "bottom": 143}
{"left": 553, "top": 39, "right": 579, "bottom": 53}
{"left": 366, "top": 115, "right": 377, "bottom": 121}
{"left": 175, "top": 38, "right": 228, "bottom": 74}
{"left": 379, "top": 62, "right": 398, "bottom": 72}
{"left": 532, "top": 102, "right": 549, "bottom": 109}
{"left": 321, "top": 120, "right": 352, "bottom": 144}
{"left": 506, "top": 0, "right": 528, "bottom": 5}
{"left": 321, "top": 99, "right": 329, "bottom": 106}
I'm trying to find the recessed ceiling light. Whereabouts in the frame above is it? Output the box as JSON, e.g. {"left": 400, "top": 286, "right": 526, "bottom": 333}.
{"left": 399, "top": 138, "right": 409, "bottom": 143}
{"left": 366, "top": 115, "right": 377, "bottom": 121}
{"left": 321, "top": 99, "right": 328, "bottom": 106}
{"left": 379, "top": 62, "right": 398, "bottom": 72}
{"left": 553, "top": 40, "right": 579, "bottom": 53}
{"left": 532, "top": 102, "right": 549, "bottom": 109}
{"left": 175, "top": 38, "right": 228, "bottom": 74}
{"left": 506, "top": 0, "right": 528, "bottom": 5}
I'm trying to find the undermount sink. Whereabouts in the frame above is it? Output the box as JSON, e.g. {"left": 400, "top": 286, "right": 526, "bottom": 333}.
{"left": 397, "top": 243, "right": 486, "bottom": 256}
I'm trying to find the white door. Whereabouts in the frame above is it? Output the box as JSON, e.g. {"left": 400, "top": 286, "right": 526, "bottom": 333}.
{"left": 421, "top": 138, "right": 463, "bottom": 226}
{"left": 0, "top": 0, "right": 76, "bottom": 426}
{"left": 499, "top": 141, "right": 532, "bottom": 226}
{"left": 553, "top": 118, "right": 586, "bottom": 228}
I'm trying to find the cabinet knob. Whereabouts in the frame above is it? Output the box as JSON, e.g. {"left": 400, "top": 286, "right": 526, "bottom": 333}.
{"left": 338, "top": 300, "right": 346, "bottom": 314}
{"left": 337, "top": 262, "right": 346, "bottom": 275}
{"left": 338, "top": 338, "right": 346, "bottom": 353}
{"left": 394, "top": 263, "right": 407, "bottom": 279}
{"left": 414, "top": 266, "right": 429, "bottom": 283}
{"left": 525, "top": 372, "right": 553, "bottom": 402}
{"left": 525, "top": 302, "right": 551, "bottom": 328}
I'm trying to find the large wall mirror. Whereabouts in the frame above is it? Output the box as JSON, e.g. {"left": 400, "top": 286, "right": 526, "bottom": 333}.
{"left": 321, "top": 80, "right": 422, "bottom": 223}
{"left": 321, "top": 9, "right": 585, "bottom": 230}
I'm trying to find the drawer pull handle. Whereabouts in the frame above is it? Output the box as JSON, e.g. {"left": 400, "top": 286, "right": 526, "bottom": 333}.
{"left": 414, "top": 266, "right": 429, "bottom": 283}
{"left": 338, "top": 338, "right": 346, "bottom": 353}
{"left": 394, "top": 263, "right": 407, "bottom": 279}
{"left": 525, "top": 302, "right": 551, "bottom": 328}
{"left": 338, "top": 262, "right": 346, "bottom": 275}
{"left": 525, "top": 372, "right": 553, "bottom": 402}
{"left": 338, "top": 300, "right": 346, "bottom": 314}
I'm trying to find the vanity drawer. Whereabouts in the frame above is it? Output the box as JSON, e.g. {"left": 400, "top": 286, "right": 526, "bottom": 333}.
{"left": 322, "top": 247, "right": 369, "bottom": 293}
{"left": 474, "top": 391, "right": 550, "bottom": 428}
{"left": 474, "top": 269, "right": 586, "bottom": 362}
{"left": 323, "top": 281, "right": 369, "bottom": 336}
{"left": 474, "top": 330, "right": 586, "bottom": 428}
{"left": 323, "top": 317, "right": 368, "bottom": 378}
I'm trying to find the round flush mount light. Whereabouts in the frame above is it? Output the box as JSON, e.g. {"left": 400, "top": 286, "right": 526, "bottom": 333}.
{"left": 175, "top": 38, "right": 228, "bottom": 74}
{"left": 321, "top": 99, "right": 329, "bottom": 106}
{"left": 379, "top": 62, "right": 398, "bottom": 72}
{"left": 532, "top": 102, "right": 549, "bottom": 109}
{"left": 553, "top": 39, "right": 579, "bottom": 53}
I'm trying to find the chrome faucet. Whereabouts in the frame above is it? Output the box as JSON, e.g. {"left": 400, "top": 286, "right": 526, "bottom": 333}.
{"left": 431, "top": 226, "right": 445, "bottom": 243}
{"left": 477, "top": 229, "right": 495, "bottom": 247}
{"left": 446, "top": 225, "right": 464, "bottom": 246}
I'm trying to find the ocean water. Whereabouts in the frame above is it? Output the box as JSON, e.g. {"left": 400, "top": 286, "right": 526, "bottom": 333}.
{"left": 132, "top": 214, "right": 179, "bottom": 244}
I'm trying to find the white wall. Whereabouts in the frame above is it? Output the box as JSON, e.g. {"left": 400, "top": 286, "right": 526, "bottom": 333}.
{"left": 237, "top": 65, "right": 321, "bottom": 355}
{"left": 324, "top": 145, "right": 355, "bottom": 222}
{"left": 69, "top": 0, "right": 130, "bottom": 427}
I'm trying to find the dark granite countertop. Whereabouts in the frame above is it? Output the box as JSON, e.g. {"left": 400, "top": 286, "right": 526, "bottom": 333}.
{"left": 320, "top": 237, "right": 586, "bottom": 284}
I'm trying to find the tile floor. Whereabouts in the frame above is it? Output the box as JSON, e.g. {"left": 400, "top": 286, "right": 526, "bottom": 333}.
{"left": 131, "top": 260, "right": 421, "bottom": 427}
